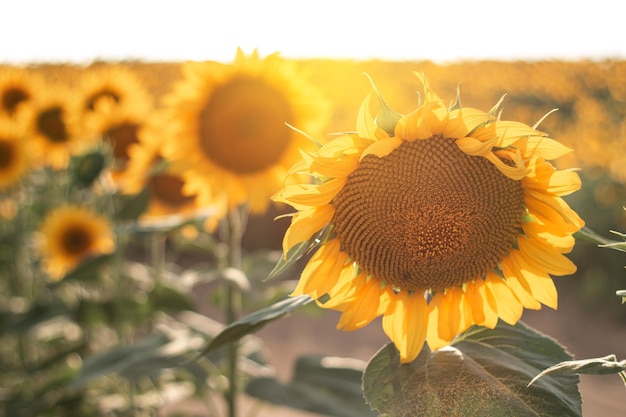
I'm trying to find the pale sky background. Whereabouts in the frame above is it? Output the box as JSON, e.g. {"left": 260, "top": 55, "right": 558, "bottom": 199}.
{"left": 2, "top": 0, "right": 625, "bottom": 64}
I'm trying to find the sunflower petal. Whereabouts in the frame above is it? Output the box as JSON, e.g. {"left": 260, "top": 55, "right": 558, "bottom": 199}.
{"left": 382, "top": 291, "right": 427, "bottom": 363}
{"left": 283, "top": 205, "right": 335, "bottom": 254}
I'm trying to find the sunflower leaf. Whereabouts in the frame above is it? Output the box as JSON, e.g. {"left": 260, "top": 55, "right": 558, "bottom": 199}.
{"left": 246, "top": 355, "right": 377, "bottom": 417}
{"left": 528, "top": 354, "right": 626, "bottom": 387}
{"left": 114, "top": 187, "right": 150, "bottom": 221}
{"left": 267, "top": 236, "right": 318, "bottom": 281}
{"left": 362, "top": 320, "right": 582, "bottom": 417}
{"left": 194, "top": 295, "right": 312, "bottom": 358}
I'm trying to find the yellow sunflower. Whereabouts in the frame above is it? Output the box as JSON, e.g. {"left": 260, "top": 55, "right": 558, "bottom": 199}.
{"left": 273, "top": 73, "right": 584, "bottom": 363}
{"left": 160, "top": 48, "right": 330, "bottom": 228}
{"left": 83, "top": 100, "right": 152, "bottom": 185}
{"left": 0, "top": 118, "right": 32, "bottom": 191}
{"left": 0, "top": 65, "right": 45, "bottom": 119}
{"left": 38, "top": 205, "right": 115, "bottom": 280}
{"left": 75, "top": 64, "right": 153, "bottom": 136}
{"left": 120, "top": 111, "right": 203, "bottom": 220}
{"left": 23, "top": 84, "right": 84, "bottom": 169}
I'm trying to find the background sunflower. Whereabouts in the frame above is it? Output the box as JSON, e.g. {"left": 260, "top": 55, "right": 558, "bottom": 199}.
{"left": 37, "top": 205, "right": 115, "bottom": 280}
{"left": 160, "top": 49, "right": 330, "bottom": 228}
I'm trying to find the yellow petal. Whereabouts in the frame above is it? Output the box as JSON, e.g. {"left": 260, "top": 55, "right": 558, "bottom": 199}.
{"left": 501, "top": 254, "right": 542, "bottom": 310}
{"left": 336, "top": 276, "right": 385, "bottom": 331}
{"left": 360, "top": 137, "right": 403, "bottom": 160}
{"left": 455, "top": 135, "right": 497, "bottom": 156}
{"left": 310, "top": 153, "right": 359, "bottom": 179}
{"left": 356, "top": 91, "right": 389, "bottom": 140}
{"left": 426, "top": 290, "right": 459, "bottom": 349}
{"left": 281, "top": 177, "right": 347, "bottom": 207}
{"left": 508, "top": 250, "right": 559, "bottom": 309}
{"left": 465, "top": 279, "right": 498, "bottom": 329}
{"left": 382, "top": 291, "right": 428, "bottom": 363}
{"left": 517, "top": 236, "right": 577, "bottom": 276}
{"left": 485, "top": 152, "right": 530, "bottom": 180}
{"left": 484, "top": 272, "right": 524, "bottom": 325}
{"left": 318, "top": 134, "right": 372, "bottom": 158}
{"left": 291, "top": 239, "right": 345, "bottom": 299}
{"left": 513, "top": 136, "right": 573, "bottom": 160}
{"left": 283, "top": 205, "right": 335, "bottom": 254}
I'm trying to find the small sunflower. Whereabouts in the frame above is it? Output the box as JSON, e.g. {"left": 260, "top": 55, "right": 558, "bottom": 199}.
{"left": 273, "top": 73, "right": 584, "bottom": 363}
{"left": 120, "top": 111, "right": 202, "bottom": 220}
{"left": 160, "top": 48, "right": 330, "bottom": 228}
{"left": 83, "top": 100, "right": 152, "bottom": 185}
{"left": 23, "top": 84, "right": 83, "bottom": 169}
{"left": 0, "top": 119, "right": 32, "bottom": 191}
{"left": 0, "top": 66, "right": 45, "bottom": 119}
{"left": 75, "top": 65, "right": 153, "bottom": 136}
{"left": 38, "top": 205, "right": 115, "bottom": 280}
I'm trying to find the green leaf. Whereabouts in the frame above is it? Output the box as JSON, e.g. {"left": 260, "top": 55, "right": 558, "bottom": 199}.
{"left": 529, "top": 354, "right": 626, "bottom": 386}
{"left": 59, "top": 253, "right": 115, "bottom": 283}
{"left": 195, "top": 295, "right": 312, "bottom": 357}
{"left": 267, "top": 232, "right": 321, "bottom": 280}
{"left": 149, "top": 283, "right": 196, "bottom": 312}
{"left": 363, "top": 321, "right": 582, "bottom": 417}
{"left": 574, "top": 226, "right": 624, "bottom": 248}
{"left": 246, "top": 355, "right": 377, "bottom": 417}
{"left": 114, "top": 187, "right": 150, "bottom": 221}
{"left": 71, "top": 332, "right": 187, "bottom": 388}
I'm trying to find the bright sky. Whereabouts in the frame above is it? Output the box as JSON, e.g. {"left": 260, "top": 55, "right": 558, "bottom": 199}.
{"left": 3, "top": 0, "right": 625, "bottom": 64}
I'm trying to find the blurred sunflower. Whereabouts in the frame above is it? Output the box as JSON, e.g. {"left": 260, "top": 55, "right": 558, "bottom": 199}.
{"left": 23, "top": 84, "right": 83, "bottom": 169}
{"left": 120, "top": 111, "right": 202, "bottom": 220}
{"left": 161, "top": 48, "right": 329, "bottom": 228}
{"left": 38, "top": 205, "right": 115, "bottom": 280}
{"left": 75, "top": 65, "right": 153, "bottom": 136}
{"left": 273, "top": 73, "right": 584, "bottom": 363}
{"left": 0, "top": 119, "right": 32, "bottom": 191}
{"left": 0, "top": 66, "right": 45, "bottom": 119}
{"left": 84, "top": 101, "right": 151, "bottom": 185}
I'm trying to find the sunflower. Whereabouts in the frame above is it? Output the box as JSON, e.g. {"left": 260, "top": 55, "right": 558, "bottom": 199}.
{"left": 273, "top": 73, "right": 584, "bottom": 363}
{"left": 23, "top": 84, "right": 84, "bottom": 169}
{"left": 0, "top": 119, "right": 32, "bottom": 191}
{"left": 83, "top": 99, "right": 152, "bottom": 185}
{"left": 75, "top": 64, "right": 153, "bottom": 137}
{"left": 160, "top": 48, "right": 330, "bottom": 228}
{"left": 120, "top": 110, "right": 203, "bottom": 220}
{"left": 0, "top": 65, "right": 45, "bottom": 119}
{"left": 38, "top": 205, "right": 115, "bottom": 280}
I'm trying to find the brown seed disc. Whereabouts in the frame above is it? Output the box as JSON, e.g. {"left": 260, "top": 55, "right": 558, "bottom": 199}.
{"left": 197, "top": 78, "right": 293, "bottom": 174}
{"left": 331, "top": 136, "right": 525, "bottom": 291}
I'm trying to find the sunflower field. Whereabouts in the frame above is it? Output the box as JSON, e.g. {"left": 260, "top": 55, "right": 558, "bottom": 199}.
{"left": 1, "top": 52, "right": 626, "bottom": 417}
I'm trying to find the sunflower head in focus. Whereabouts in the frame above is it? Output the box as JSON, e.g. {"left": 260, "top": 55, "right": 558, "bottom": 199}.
{"left": 38, "top": 205, "right": 115, "bottom": 280}
{"left": 0, "top": 66, "right": 45, "bottom": 119}
{"left": 273, "top": 73, "right": 584, "bottom": 363}
{"left": 0, "top": 118, "right": 32, "bottom": 191}
{"left": 160, "top": 48, "right": 330, "bottom": 228}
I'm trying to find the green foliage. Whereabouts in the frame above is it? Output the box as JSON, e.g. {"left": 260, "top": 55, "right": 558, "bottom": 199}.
{"left": 362, "top": 321, "right": 582, "bottom": 417}
{"left": 247, "top": 355, "right": 378, "bottom": 417}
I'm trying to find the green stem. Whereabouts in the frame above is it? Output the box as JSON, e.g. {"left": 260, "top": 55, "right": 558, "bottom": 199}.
{"left": 224, "top": 205, "right": 245, "bottom": 417}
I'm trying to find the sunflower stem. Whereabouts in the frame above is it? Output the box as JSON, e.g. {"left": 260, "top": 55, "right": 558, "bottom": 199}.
{"left": 224, "top": 205, "right": 245, "bottom": 417}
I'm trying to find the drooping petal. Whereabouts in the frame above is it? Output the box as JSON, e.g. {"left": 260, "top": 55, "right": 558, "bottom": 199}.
{"left": 382, "top": 291, "right": 428, "bottom": 363}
